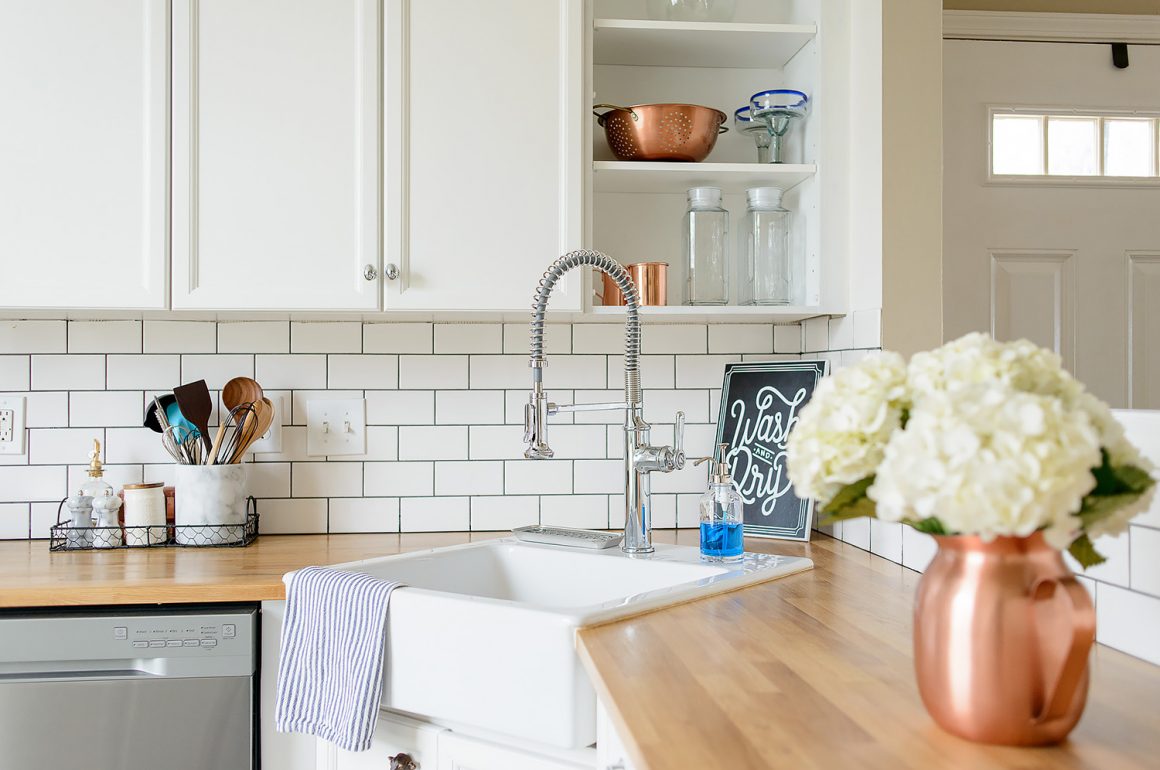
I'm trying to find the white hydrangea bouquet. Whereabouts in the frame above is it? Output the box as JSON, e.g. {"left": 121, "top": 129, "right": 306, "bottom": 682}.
{"left": 786, "top": 333, "right": 1156, "bottom": 567}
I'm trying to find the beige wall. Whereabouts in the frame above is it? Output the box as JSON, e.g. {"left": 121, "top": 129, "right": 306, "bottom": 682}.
{"left": 945, "top": 1, "right": 1160, "bottom": 13}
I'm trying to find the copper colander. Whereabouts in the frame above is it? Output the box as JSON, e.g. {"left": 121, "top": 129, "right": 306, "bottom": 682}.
{"left": 594, "top": 103, "right": 728, "bottom": 162}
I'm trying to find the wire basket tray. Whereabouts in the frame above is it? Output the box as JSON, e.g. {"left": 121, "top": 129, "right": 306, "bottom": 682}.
{"left": 50, "top": 497, "right": 260, "bottom": 551}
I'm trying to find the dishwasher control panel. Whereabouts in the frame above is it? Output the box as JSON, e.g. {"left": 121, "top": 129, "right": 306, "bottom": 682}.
{"left": 112, "top": 617, "right": 244, "bottom": 655}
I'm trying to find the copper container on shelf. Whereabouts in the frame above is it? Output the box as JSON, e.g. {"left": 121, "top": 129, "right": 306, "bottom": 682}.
{"left": 593, "top": 103, "right": 728, "bottom": 162}
{"left": 913, "top": 532, "right": 1095, "bottom": 746}
{"left": 601, "top": 262, "right": 668, "bottom": 306}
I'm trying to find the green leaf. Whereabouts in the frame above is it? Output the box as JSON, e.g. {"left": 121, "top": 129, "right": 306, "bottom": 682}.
{"left": 908, "top": 517, "right": 949, "bottom": 536}
{"left": 1111, "top": 464, "right": 1154, "bottom": 494}
{"left": 1090, "top": 449, "right": 1118, "bottom": 496}
{"left": 819, "top": 477, "right": 877, "bottom": 525}
{"left": 821, "top": 496, "right": 877, "bottom": 524}
{"left": 1077, "top": 491, "right": 1144, "bottom": 528}
{"left": 1068, "top": 533, "right": 1107, "bottom": 569}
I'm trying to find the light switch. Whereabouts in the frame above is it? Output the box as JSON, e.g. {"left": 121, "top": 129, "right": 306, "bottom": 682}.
{"left": 306, "top": 398, "right": 366, "bottom": 457}
{"left": 0, "top": 397, "right": 26, "bottom": 455}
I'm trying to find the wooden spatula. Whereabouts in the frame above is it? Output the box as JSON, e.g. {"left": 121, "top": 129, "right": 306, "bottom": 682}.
{"left": 173, "top": 380, "right": 214, "bottom": 454}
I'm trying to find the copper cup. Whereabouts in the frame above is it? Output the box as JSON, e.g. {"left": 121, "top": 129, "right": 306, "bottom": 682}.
{"left": 602, "top": 263, "right": 668, "bottom": 306}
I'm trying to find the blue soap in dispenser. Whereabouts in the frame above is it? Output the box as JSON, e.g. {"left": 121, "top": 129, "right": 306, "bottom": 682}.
{"left": 697, "top": 443, "right": 744, "bottom": 562}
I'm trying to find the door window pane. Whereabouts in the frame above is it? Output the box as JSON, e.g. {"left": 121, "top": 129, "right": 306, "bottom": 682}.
{"left": 1105, "top": 118, "right": 1156, "bottom": 177}
{"left": 993, "top": 115, "right": 1044, "bottom": 175}
{"left": 1047, "top": 117, "right": 1099, "bottom": 176}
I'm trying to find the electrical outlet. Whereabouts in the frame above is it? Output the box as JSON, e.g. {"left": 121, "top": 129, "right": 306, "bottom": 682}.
{"left": 306, "top": 398, "right": 366, "bottom": 457}
{"left": 0, "top": 397, "right": 27, "bottom": 455}
{"left": 247, "top": 394, "right": 286, "bottom": 455}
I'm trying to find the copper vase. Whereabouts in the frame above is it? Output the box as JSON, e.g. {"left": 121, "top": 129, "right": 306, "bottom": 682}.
{"left": 913, "top": 532, "right": 1095, "bottom": 746}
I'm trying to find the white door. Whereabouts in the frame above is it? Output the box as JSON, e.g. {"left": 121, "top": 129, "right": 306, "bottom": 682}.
{"left": 383, "top": 0, "right": 584, "bottom": 311}
{"left": 172, "top": 0, "right": 380, "bottom": 310}
{"left": 943, "top": 39, "right": 1160, "bottom": 407}
{"left": 0, "top": 0, "right": 168, "bottom": 309}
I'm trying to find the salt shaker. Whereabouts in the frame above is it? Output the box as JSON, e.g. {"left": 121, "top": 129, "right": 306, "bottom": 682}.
{"left": 91, "top": 491, "right": 123, "bottom": 548}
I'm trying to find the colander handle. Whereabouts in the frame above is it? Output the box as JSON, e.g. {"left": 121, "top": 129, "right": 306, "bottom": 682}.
{"left": 717, "top": 125, "right": 730, "bottom": 134}
{"left": 593, "top": 103, "right": 638, "bottom": 126}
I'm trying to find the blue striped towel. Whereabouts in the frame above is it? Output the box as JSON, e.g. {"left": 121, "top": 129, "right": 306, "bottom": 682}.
{"left": 275, "top": 566, "right": 404, "bottom": 752}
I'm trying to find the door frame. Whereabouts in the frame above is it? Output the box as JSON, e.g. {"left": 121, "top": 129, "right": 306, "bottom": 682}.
{"left": 943, "top": 10, "right": 1160, "bottom": 44}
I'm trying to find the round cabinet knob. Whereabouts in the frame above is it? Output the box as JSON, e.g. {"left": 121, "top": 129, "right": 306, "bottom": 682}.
{"left": 388, "top": 753, "right": 418, "bottom": 770}
{"left": 385, "top": 263, "right": 400, "bottom": 281}
{"left": 363, "top": 264, "right": 378, "bottom": 281}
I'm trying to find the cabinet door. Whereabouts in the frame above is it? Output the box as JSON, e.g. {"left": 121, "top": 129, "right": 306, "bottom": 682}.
{"left": 384, "top": 0, "right": 584, "bottom": 311}
{"left": 437, "top": 732, "right": 591, "bottom": 770}
{"left": 317, "top": 712, "right": 442, "bottom": 770}
{"left": 172, "top": 0, "right": 380, "bottom": 310}
{"left": 0, "top": 0, "right": 168, "bottom": 309}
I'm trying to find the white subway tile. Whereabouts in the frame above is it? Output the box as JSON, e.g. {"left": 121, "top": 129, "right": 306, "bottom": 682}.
{"left": 802, "top": 317, "right": 829, "bottom": 352}
{"left": 246, "top": 462, "right": 291, "bottom": 498}
{"left": 253, "top": 425, "right": 309, "bottom": 463}
{"left": 710, "top": 389, "right": 721, "bottom": 420}
{"left": 255, "top": 354, "right": 326, "bottom": 390}
{"left": 29, "top": 428, "right": 97, "bottom": 465}
{"left": 541, "top": 495, "right": 607, "bottom": 529}
{"left": 107, "top": 355, "right": 179, "bottom": 390}
{"left": 329, "top": 426, "right": 398, "bottom": 462}
{"left": 434, "top": 324, "right": 503, "bottom": 354}
{"left": 0, "top": 321, "right": 66, "bottom": 353}
{"left": 469, "top": 355, "right": 527, "bottom": 389}
{"left": 30, "top": 502, "right": 59, "bottom": 539}
{"left": 609, "top": 495, "right": 625, "bottom": 530}
{"left": 607, "top": 355, "right": 675, "bottom": 390}
{"left": 504, "top": 323, "right": 570, "bottom": 354}
{"left": 398, "top": 426, "right": 467, "bottom": 460}
{"left": 572, "top": 390, "right": 623, "bottom": 425}
{"left": 773, "top": 324, "right": 802, "bottom": 354}
{"left": 401, "top": 496, "right": 470, "bottom": 532}
{"left": 539, "top": 355, "right": 606, "bottom": 390}
{"left": 471, "top": 495, "right": 537, "bottom": 531}
{"left": 19, "top": 392, "right": 68, "bottom": 428}
{"left": 329, "top": 497, "right": 400, "bottom": 533}
{"left": 870, "top": 519, "right": 903, "bottom": 563}
{"left": 328, "top": 355, "right": 398, "bottom": 390}
{"left": 104, "top": 427, "right": 174, "bottom": 464}
{"left": 1096, "top": 583, "right": 1160, "bottom": 665}
{"left": 683, "top": 423, "right": 720, "bottom": 458}
{"left": 436, "top": 390, "right": 504, "bottom": 425}
{"left": 642, "top": 325, "right": 706, "bottom": 354}
{"left": 364, "top": 323, "right": 433, "bottom": 354}
{"left": 649, "top": 493, "right": 678, "bottom": 529}
{"left": 827, "top": 316, "right": 854, "bottom": 351}
{"left": 841, "top": 349, "right": 870, "bottom": 367}
{"left": 69, "top": 320, "right": 140, "bottom": 353}
{"left": 708, "top": 324, "right": 773, "bottom": 354}
{"left": 842, "top": 517, "right": 871, "bottom": 550}
{"left": 1114, "top": 409, "right": 1160, "bottom": 528}
{"left": 852, "top": 308, "right": 882, "bottom": 349}
{"left": 1065, "top": 533, "right": 1129, "bottom": 587}
{"left": 143, "top": 321, "right": 216, "bottom": 353}
{"left": 292, "top": 461, "right": 362, "bottom": 497}
{"left": 0, "top": 503, "right": 29, "bottom": 539}
{"left": 469, "top": 425, "right": 524, "bottom": 460}
{"left": 182, "top": 354, "right": 253, "bottom": 389}
{"left": 260, "top": 498, "right": 327, "bottom": 534}
{"left": 290, "top": 322, "right": 362, "bottom": 353}
{"left": 0, "top": 466, "right": 67, "bottom": 502}
{"left": 675, "top": 355, "right": 734, "bottom": 389}
{"left": 574, "top": 459, "right": 622, "bottom": 494}
{"left": 504, "top": 460, "right": 572, "bottom": 495}
{"left": 0, "top": 356, "right": 30, "bottom": 390}
{"left": 366, "top": 391, "right": 434, "bottom": 425}
{"left": 642, "top": 389, "right": 709, "bottom": 425}
{"left": 1130, "top": 526, "right": 1160, "bottom": 596}
{"left": 739, "top": 354, "right": 800, "bottom": 363}
{"left": 505, "top": 389, "right": 573, "bottom": 425}
{"left": 66, "top": 463, "right": 142, "bottom": 494}
{"left": 548, "top": 425, "right": 608, "bottom": 460}
{"left": 141, "top": 464, "right": 177, "bottom": 487}
{"left": 650, "top": 464, "right": 710, "bottom": 494}
{"left": 290, "top": 390, "right": 361, "bottom": 426}
{"left": 217, "top": 321, "right": 289, "bottom": 353}
{"left": 902, "top": 526, "right": 937, "bottom": 572}
{"left": 399, "top": 355, "right": 468, "bottom": 389}
{"left": 572, "top": 324, "right": 624, "bottom": 354}
{"left": 364, "top": 462, "right": 434, "bottom": 497}
{"left": 676, "top": 493, "right": 700, "bottom": 527}
{"left": 70, "top": 391, "right": 142, "bottom": 427}
{"left": 32, "top": 355, "right": 104, "bottom": 390}
{"left": 435, "top": 460, "right": 503, "bottom": 496}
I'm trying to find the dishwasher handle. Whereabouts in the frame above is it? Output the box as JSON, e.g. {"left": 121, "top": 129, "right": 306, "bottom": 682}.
{"left": 0, "top": 654, "right": 251, "bottom": 682}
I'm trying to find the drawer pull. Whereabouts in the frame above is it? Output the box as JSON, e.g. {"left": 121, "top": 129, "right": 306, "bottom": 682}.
{"left": 389, "top": 752, "right": 418, "bottom": 770}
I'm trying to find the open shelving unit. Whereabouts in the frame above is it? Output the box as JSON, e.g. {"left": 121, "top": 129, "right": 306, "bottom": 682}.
{"left": 587, "top": 304, "right": 838, "bottom": 324}
{"left": 592, "top": 19, "right": 816, "bottom": 69}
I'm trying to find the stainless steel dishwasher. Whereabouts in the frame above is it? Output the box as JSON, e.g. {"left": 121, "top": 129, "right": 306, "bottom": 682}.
{"left": 0, "top": 605, "right": 258, "bottom": 770}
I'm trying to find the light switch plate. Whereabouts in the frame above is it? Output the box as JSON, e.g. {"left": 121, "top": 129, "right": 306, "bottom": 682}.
{"left": 0, "top": 396, "right": 26, "bottom": 455}
{"left": 306, "top": 398, "right": 366, "bottom": 457}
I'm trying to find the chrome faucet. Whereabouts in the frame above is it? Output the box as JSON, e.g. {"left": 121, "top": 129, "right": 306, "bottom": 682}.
{"left": 524, "top": 250, "right": 686, "bottom": 555}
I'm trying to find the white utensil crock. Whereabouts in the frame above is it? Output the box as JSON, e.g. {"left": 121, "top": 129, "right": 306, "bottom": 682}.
{"left": 174, "top": 464, "right": 249, "bottom": 545}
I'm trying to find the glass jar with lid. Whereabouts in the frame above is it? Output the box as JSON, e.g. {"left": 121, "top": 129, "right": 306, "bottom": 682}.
{"left": 738, "top": 187, "right": 791, "bottom": 306}
{"left": 683, "top": 187, "right": 729, "bottom": 306}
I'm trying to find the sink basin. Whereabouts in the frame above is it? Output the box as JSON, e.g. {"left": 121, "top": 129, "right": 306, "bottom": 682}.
{"left": 324, "top": 538, "right": 812, "bottom": 749}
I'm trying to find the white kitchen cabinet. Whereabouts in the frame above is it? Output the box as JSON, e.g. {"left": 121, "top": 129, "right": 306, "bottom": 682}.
{"left": 0, "top": 0, "right": 168, "bottom": 309}
{"left": 171, "top": 0, "right": 381, "bottom": 310}
{"left": 382, "top": 0, "right": 584, "bottom": 312}
{"left": 436, "top": 731, "right": 592, "bottom": 770}
{"left": 317, "top": 712, "right": 443, "bottom": 770}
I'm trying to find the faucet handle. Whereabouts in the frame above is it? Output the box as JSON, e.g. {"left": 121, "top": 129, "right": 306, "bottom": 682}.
{"left": 672, "top": 411, "right": 686, "bottom": 470}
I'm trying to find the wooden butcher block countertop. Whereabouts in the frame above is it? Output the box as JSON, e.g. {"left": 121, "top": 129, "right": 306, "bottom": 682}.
{"left": 1, "top": 531, "right": 1156, "bottom": 769}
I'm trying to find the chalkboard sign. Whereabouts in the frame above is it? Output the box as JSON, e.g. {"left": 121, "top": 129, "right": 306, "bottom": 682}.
{"left": 714, "top": 360, "right": 829, "bottom": 541}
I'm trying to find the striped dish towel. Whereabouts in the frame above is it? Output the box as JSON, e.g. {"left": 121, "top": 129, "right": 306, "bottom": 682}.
{"left": 275, "top": 566, "right": 403, "bottom": 752}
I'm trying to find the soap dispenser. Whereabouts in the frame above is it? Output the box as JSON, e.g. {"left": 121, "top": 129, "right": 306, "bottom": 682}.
{"left": 695, "top": 443, "right": 744, "bottom": 562}
{"left": 79, "top": 439, "right": 113, "bottom": 500}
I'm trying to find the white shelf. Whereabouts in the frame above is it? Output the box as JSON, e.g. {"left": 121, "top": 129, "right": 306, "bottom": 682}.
{"left": 592, "top": 19, "right": 816, "bottom": 70}
{"left": 587, "top": 305, "right": 839, "bottom": 324}
{"left": 592, "top": 161, "right": 815, "bottom": 194}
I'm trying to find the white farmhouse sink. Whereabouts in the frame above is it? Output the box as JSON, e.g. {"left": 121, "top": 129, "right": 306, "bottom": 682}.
{"left": 324, "top": 538, "right": 812, "bottom": 749}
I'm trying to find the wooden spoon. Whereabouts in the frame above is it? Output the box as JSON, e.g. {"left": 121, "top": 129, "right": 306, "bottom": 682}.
{"left": 173, "top": 380, "right": 214, "bottom": 453}
{"left": 222, "top": 377, "right": 264, "bottom": 414}
{"left": 231, "top": 397, "right": 276, "bottom": 463}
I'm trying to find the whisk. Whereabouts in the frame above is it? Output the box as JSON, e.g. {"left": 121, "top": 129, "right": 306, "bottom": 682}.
{"left": 210, "top": 403, "right": 260, "bottom": 465}
{"left": 162, "top": 424, "right": 203, "bottom": 465}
